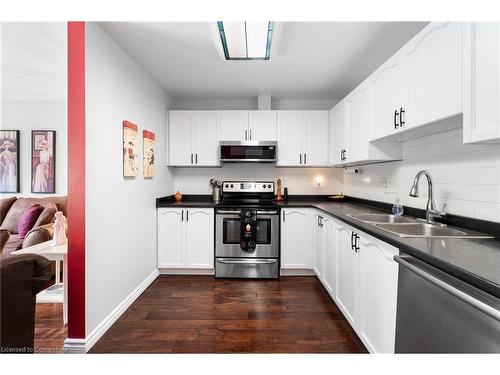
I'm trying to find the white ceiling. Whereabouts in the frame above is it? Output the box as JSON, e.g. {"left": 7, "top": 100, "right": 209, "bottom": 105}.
{"left": 1, "top": 22, "right": 67, "bottom": 101}
{"left": 100, "top": 21, "right": 428, "bottom": 101}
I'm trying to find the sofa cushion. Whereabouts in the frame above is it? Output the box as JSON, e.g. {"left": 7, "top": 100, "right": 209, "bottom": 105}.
{"left": 0, "top": 197, "right": 17, "bottom": 224}
{"left": 0, "top": 234, "right": 23, "bottom": 259}
{"left": 1, "top": 197, "right": 60, "bottom": 234}
{"left": 18, "top": 204, "right": 44, "bottom": 239}
{"left": 34, "top": 207, "right": 57, "bottom": 228}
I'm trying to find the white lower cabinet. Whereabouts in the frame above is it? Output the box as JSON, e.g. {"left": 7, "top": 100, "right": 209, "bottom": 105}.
{"left": 311, "top": 210, "right": 324, "bottom": 279}
{"left": 358, "top": 235, "right": 399, "bottom": 353}
{"left": 280, "top": 208, "right": 311, "bottom": 269}
{"left": 157, "top": 207, "right": 214, "bottom": 269}
{"left": 321, "top": 215, "right": 336, "bottom": 296}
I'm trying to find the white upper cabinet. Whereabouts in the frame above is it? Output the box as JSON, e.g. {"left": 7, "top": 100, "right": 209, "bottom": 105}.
{"left": 405, "top": 22, "right": 463, "bottom": 129}
{"left": 280, "top": 208, "right": 311, "bottom": 270}
{"left": 277, "top": 111, "right": 305, "bottom": 166}
{"left": 346, "top": 85, "right": 370, "bottom": 163}
{"left": 277, "top": 110, "right": 329, "bottom": 167}
{"left": 463, "top": 22, "right": 500, "bottom": 143}
{"left": 169, "top": 111, "right": 194, "bottom": 166}
{"left": 369, "top": 53, "right": 407, "bottom": 140}
{"left": 248, "top": 110, "right": 277, "bottom": 141}
{"left": 330, "top": 102, "right": 348, "bottom": 165}
{"left": 303, "top": 111, "right": 330, "bottom": 166}
{"left": 193, "top": 111, "right": 219, "bottom": 166}
{"left": 219, "top": 110, "right": 249, "bottom": 141}
{"left": 169, "top": 111, "right": 220, "bottom": 166}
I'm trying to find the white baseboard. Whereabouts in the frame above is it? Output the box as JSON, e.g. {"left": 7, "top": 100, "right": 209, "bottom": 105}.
{"left": 280, "top": 268, "right": 315, "bottom": 276}
{"left": 159, "top": 268, "right": 214, "bottom": 275}
{"left": 63, "top": 269, "right": 159, "bottom": 354}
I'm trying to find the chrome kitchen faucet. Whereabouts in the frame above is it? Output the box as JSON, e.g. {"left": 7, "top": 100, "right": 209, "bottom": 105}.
{"left": 409, "top": 170, "right": 446, "bottom": 224}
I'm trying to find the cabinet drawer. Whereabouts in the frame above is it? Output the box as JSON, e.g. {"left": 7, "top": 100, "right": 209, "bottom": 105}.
{"left": 215, "top": 258, "right": 279, "bottom": 279}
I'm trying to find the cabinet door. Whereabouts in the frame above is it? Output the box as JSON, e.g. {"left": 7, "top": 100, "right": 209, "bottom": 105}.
{"left": 359, "top": 236, "right": 398, "bottom": 353}
{"left": 248, "top": 111, "right": 277, "bottom": 141}
{"left": 346, "top": 86, "right": 369, "bottom": 163}
{"left": 277, "top": 111, "right": 304, "bottom": 166}
{"left": 219, "top": 111, "right": 249, "bottom": 141}
{"left": 169, "top": 111, "right": 193, "bottom": 166}
{"left": 185, "top": 208, "right": 214, "bottom": 268}
{"left": 322, "top": 216, "right": 336, "bottom": 297}
{"left": 464, "top": 23, "right": 500, "bottom": 143}
{"left": 303, "top": 111, "right": 329, "bottom": 166}
{"left": 193, "top": 111, "right": 220, "bottom": 166}
{"left": 370, "top": 54, "right": 406, "bottom": 140}
{"left": 335, "top": 225, "right": 358, "bottom": 326}
{"left": 330, "top": 102, "right": 347, "bottom": 165}
{"left": 157, "top": 208, "right": 184, "bottom": 267}
{"left": 312, "top": 212, "right": 323, "bottom": 278}
{"left": 405, "top": 22, "right": 463, "bottom": 129}
{"left": 280, "top": 208, "right": 310, "bottom": 269}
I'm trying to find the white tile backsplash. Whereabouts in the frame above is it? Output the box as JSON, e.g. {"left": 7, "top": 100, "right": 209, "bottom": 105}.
{"left": 343, "top": 129, "right": 500, "bottom": 223}
{"left": 173, "top": 164, "right": 344, "bottom": 196}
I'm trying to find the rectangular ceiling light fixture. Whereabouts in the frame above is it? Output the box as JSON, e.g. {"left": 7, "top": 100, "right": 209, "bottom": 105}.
{"left": 217, "top": 21, "right": 274, "bottom": 60}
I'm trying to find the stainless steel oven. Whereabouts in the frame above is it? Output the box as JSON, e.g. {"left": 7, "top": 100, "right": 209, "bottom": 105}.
{"left": 215, "top": 208, "right": 279, "bottom": 258}
{"left": 214, "top": 180, "right": 279, "bottom": 279}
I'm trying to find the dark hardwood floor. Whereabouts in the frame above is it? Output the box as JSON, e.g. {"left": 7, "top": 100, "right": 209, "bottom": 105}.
{"left": 34, "top": 303, "right": 66, "bottom": 354}
{"left": 90, "top": 276, "right": 367, "bottom": 353}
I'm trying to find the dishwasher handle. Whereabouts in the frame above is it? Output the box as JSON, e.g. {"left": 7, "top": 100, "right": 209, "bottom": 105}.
{"left": 394, "top": 255, "right": 500, "bottom": 322}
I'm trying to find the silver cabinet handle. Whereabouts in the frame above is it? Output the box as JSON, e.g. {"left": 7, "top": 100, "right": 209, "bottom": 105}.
{"left": 304, "top": 153, "right": 307, "bottom": 164}
{"left": 249, "top": 129, "right": 252, "bottom": 140}
{"left": 181, "top": 210, "right": 184, "bottom": 221}
{"left": 217, "top": 258, "right": 277, "bottom": 265}
{"left": 300, "top": 154, "right": 302, "bottom": 164}
{"left": 394, "top": 256, "right": 500, "bottom": 322}
{"left": 283, "top": 210, "right": 285, "bottom": 222}
{"left": 191, "top": 153, "right": 193, "bottom": 164}
{"left": 195, "top": 153, "right": 198, "bottom": 164}
{"left": 245, "top": 130, "right": 248, "bottom": 140}
{"left": 186, "top": 210, "right": 189, "bottom": 221}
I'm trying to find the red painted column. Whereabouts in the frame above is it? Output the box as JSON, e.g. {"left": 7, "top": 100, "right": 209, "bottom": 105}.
{"left": 67, "top": 21, "right": 86, "bottom": 339}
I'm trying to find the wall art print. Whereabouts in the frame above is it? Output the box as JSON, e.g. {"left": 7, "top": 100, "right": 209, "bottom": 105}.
{"left": 143, "top": 130, "right": 155, "bottom": 178}
{"left": 31, "top": 130, "right": 56, "bottom": 193}
{"left": 0, "top": 130, "right": 20, "bottom": 193}
{"left": 123, "top": 120, "right": 139, "bottom": 177}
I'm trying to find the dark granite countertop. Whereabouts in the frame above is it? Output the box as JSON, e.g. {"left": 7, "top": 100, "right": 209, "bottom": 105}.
{"left": 157, "top": 194, "right": 500, "bottom": 298}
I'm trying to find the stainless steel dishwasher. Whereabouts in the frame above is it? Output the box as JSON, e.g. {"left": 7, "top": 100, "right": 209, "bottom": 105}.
{"left": 394, "top": 255, "right": 500, "bottom": 353}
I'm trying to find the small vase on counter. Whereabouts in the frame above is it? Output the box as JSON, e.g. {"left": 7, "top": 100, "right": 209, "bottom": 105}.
{"left": 174, "top": 191, "right": 182, "bottom": 202}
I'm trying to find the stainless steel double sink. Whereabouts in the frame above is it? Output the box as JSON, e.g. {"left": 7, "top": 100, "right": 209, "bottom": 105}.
{"left": 345, "top": 214, "right": 492, "bottom": 238}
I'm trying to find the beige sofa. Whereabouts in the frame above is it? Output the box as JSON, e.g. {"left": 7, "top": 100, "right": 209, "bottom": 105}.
{"left": 0, "top": 196, "right": 67, "bottom": 258}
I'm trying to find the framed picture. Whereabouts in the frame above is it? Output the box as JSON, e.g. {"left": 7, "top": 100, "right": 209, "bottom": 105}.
{"left": 31, "top": 130, "right": 56, "bottom": 193}
{"left": 0, "top": 130, "right": 20, "bottom": 193}
{"left": 123, "top": 121, "right": 139, "bottom": 177}
{"left": 143, "top": 130, "right": 155, "bottom": 178}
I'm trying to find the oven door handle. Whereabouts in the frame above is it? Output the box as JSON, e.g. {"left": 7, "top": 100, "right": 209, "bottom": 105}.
{"left": 256, "top": 211, "right": 278, "bottom": 215}
{"left": 216, "top": 210, "right": 241, "bottom": 215}
{"left": 217, "top": 258, "right": 277, "bottom": 265}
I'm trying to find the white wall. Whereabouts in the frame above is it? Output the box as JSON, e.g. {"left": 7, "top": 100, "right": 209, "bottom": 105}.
{"left": 172, "top": 98, "right": 337, "bottom": 110}
{"left": 1, "top": 22, "right": 67, "bottom": 196}
{"left": 174, "top": 165, "right": 343, "bottom": 196}
{"left": 85, "top": 23, "right": 174, "bottom": 336}
{"left": 344, "top": 129, "right": 500, "bottom": 222}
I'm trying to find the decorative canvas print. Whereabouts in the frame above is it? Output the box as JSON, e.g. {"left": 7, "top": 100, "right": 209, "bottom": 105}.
{"left": 31, "top": 130, "right": 56, "bottom": 193}
{"left": 0, "top": 130, "right": 20, "bottom": 193}
{"left": 123, "top": 121, "right": 139, "bottom": 177}
{"left": 143, "top": 130, "right": 155, "bottom": 178}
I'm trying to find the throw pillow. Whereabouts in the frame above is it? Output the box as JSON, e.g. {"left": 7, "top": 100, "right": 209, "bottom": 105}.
{"left": 18, "top": 204, "right": 45, "bottom": 239}
{"left": 34, "top": 207, "right": 57, "bottom": 228}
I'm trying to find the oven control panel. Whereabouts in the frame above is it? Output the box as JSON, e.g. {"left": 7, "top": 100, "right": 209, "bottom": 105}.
{"left": 222, "top": 181, "right": 274, "bottom": 193}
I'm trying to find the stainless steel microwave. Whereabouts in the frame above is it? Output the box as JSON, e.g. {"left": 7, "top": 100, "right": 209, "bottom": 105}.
{"left": 219, "top": 141, "right": 277, "bottom": 163}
